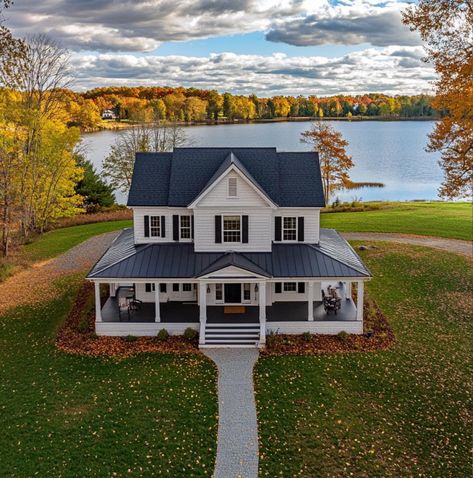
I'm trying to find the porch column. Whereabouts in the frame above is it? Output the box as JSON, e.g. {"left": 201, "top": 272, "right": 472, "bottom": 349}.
{"left": 154, "top": 282, "right": 160, "bottom": 322}
{"left": 307, "top": 281, "right": 314, "bottom": 321}
{"left": 346, "top": 281, "right": 352, "bottom": 299}
{"left": 94, "top": 282, "right": 102, "bottom": 322}
{"left": 259, "top": 281, "right": 266, "bottom": 345}
{"left": 356, "top": 281, "right": 364, "bottom": 321}
{"left": 199, "top": 283, "right": 207, "bottom": 345}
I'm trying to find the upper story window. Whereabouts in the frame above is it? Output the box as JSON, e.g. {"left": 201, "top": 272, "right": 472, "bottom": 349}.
{"left": 228, "top": 177, "right": 238, "bottom": 197}
{"left": 180, "top": 215, "right": 191, "bottom": 239}
{"left": 223, "top": 215, "right": 241, "bottom": 242}
{"left": 283, "top": 217, "right": 297, "bottom": 241}
{"left": 150, "top": 216, "right": 161, "bottom": 237}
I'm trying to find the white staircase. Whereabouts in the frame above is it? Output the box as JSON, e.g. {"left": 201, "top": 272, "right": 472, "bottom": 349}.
{"left": 202, "top": 323, "right": 260, "bottom": 347}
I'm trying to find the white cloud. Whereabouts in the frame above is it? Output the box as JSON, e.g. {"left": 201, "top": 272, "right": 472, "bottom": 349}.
{"left": 71, "top": 47, "right": 435, "bottom": 96}
{"left": 6, "top": 0, "right": 420, "bottom": 52}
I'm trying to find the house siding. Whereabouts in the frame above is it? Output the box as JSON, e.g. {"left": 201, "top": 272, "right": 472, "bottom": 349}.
{"left": 273, "top": 208, "right": 320, "bottom": 243}
{"left": 133, "top": 207, "right": 192, "bottom": 244}
{"left": 193, "top": 208, "right": 273, "bottom": 252}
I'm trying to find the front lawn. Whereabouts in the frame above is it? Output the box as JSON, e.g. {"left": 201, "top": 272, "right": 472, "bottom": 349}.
{"left": 255, "top": 243, "right": 472, "bottom": 477}
{"left": 0, "top": 275, "right": 217, "bottom": 477}
{"left": 320, "top": 202, "right": 472, "bottom": 241}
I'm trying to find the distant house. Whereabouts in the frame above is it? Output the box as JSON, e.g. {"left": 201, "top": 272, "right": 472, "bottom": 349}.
{"left": 87, "top": 147, "right": 371, "bottom": 347}
{"left": 101, "top": 109, "right": 118, "bottom": 120}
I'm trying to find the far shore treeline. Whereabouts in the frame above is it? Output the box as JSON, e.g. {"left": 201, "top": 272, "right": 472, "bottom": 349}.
{"left": 68, "top": 87, "right": 437, "bottom": 130}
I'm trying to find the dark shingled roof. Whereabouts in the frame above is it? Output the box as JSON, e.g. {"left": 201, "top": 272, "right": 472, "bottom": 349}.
{"left": 127, "top": 147, "right": 325, "bottom": 207}
{"left": 87, "top": 229, "right": 370, "bottom": 279}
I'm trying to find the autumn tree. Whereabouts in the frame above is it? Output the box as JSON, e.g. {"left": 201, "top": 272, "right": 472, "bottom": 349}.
{"left": 300, "top": 122, "right": 383, "bottom": 203}
{"left": 301, "top": 123, "right": 354, "bottom": 203}
{"left": 403, "top": 0, "right": 473, "bottom": 198}
{"left": 102, "top": 122, "right": 190, "bottom": 193}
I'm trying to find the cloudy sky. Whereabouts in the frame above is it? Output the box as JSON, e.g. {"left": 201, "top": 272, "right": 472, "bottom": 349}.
{"left": 5, "top": 0, "right": 434, "bottom": 96}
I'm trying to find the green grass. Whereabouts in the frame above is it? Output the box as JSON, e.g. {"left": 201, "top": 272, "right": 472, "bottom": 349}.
{"left": 321, "top": 202, "right": 472, "bottom": 241}
{"left": 0, "top": 275, "right": 217, "bottom": 477}
{"left": 23, "top": 220, "right": 132, "bottom": 262}
{"left": 255, "top": 243, "right": 472, "bottom": 477}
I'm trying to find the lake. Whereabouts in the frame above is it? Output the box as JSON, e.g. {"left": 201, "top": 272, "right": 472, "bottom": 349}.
{"left": 81, "top": 120, "right": 442, "bottom": 204}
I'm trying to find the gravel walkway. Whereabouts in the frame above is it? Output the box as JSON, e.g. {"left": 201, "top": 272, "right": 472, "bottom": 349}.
{"left": 0, "top": 231, "right": 119, "bottom": 315}
{"left": 342, "top": 232, "right": 472, "bottom": 256}
{"left": 203, "top": 348, "right": 260, "bottom": 478}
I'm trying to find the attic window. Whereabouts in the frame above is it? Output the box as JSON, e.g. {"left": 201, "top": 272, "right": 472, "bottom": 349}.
{"left": 228, "top": 177, "right": 238, "bottom": 197}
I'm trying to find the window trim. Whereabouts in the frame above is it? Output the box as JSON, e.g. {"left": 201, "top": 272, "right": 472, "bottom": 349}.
{"left": 150, "top": 216, "right": 161, "bottom": 237}
{"left": 179, "top": 215, "right": 192, "bottom": 241}
{"left": 182, "top": 283, "right": 192, "bottom": 292}
{"left": 222, "top": 214, "right": 242, "bottom": 244}
{"left": 281, "top": 216, "right": 298, "bottom": 242}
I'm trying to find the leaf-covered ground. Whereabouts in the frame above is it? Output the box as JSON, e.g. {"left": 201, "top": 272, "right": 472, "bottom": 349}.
{"left": 255, "top": 243, "right": 472, "bottom": 477}
{"left": 320, "top": 202, "right": 472, "bottom": 241}
{"left": 0, "top": 275, "right": 217, "bottom": 477}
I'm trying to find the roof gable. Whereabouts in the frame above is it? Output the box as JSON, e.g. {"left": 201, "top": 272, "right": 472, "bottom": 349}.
{"left": 127, "top": 147, "right": 325, "bottom": 208}
{"left": 189, "top": 153, "right": 277, "bottom": 208}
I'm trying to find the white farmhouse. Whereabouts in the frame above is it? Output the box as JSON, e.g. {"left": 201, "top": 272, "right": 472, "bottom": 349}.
{"left": 87, "top": 147, "right": 370, "bottom": 347}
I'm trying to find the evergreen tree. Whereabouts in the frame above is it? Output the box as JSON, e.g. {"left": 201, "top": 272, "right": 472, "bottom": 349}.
{"left": 75, "top": 155, "right": 115, "bottom": 211}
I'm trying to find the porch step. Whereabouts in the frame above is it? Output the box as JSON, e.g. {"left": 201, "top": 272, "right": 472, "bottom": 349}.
{"left": 204, "top": 323, "right": 260, "bottom": 347}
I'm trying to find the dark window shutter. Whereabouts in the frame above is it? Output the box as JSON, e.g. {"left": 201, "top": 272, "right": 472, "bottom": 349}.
{"left": 173, "top": 283, "right": 179, "bottom": 292}
{"left": 144, "top": 215, "right": 149, "bottom": 237}
{"left": 274, "top": 216, "right": 281, "bottom": 241}
{"left": 160, "top": 283, "right": 167, "bottom": 293}
{"left": 145, "top": 283, "right": 151, "bottom": 292}
{"left": 161, "top": 216, "right": 166, "bottom": 238}
{"left": 191, "top": 215, "right": 194, "bottom": 239}
{"left": 173, "top": 215, "right": 179, "bottom": 241}
{"left": 298, "top": 217, "right": 304, "bottom": 242}
{"left": 215, "top": 215, "right": 222, "bottom": 243}
{"left": 242, "top": 215, "right": 249, "bottom": 243}
{"left": 298, "top": 282, "right": 305, "bottom": 294}
{"left": 275, "top": 282, "right": 282, "bottom": 293}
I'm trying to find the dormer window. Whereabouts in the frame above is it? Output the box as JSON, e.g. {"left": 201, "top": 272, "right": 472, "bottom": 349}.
{"left": 283, "top": 217, "right": 297, "bottom": 241}
{"left": 228, "top": 177, "right": 237, "bottom": 197}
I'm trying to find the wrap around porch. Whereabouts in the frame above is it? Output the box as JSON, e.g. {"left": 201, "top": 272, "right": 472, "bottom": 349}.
{"left": 98, "top": 280, "right": 362, "bottom": 323}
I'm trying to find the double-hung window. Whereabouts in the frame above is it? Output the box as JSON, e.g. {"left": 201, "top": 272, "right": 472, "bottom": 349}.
{"left": 150, "top": 216, "right": 161, "bottom": 237}
{"left": 282, "top": 217, "right": 297, "bottom": 241}
{"left": 180, "top": 216, "right": 191, "bottom": 239}
{"left": 223, "top": 215, "right": 241, "bottom": 243}
{"left": 215, "top": 284, "right": 223, "bottom": 302}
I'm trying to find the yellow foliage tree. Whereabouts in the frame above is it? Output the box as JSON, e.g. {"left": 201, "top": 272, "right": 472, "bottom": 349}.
{"left": 403, "top": 0, "right": 473, "bottom": 198}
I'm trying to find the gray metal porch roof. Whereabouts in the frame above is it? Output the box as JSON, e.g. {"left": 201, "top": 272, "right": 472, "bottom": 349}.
{"left": 88, "top": 228, "right": 370, "bottom": 280}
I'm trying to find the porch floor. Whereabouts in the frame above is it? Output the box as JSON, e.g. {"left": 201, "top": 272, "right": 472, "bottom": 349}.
{"left": 101, "top": 298, "right": 357, "bottom": 323}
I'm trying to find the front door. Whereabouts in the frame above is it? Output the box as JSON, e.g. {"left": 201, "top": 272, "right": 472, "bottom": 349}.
{"left": 224, "top": 284, "right": 241, "bottom": 303}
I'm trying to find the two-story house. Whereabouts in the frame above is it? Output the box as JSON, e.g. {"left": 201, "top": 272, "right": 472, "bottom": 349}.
{"left": 87, "top": 147, "right": 370, "bottom": 347}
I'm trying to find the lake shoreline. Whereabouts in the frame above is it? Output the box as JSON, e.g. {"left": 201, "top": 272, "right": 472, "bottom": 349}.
{"left": 91, "top": 115, "right": 436, "bottom": 132}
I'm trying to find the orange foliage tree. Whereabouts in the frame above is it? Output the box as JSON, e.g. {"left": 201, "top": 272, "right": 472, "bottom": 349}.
{"left": 403, "top": 0, "right": 473, "bottom": 198}
{"left": 301, "top": 122, "right": 354, "bottom": 204}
